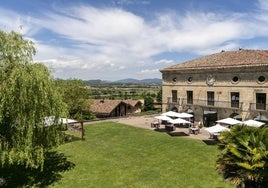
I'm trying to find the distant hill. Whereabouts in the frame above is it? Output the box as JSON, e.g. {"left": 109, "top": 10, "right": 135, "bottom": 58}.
{"left": 115, "top": 78, "right": 162, "bottom": 85}
{"left": 84, "top": 79, "right": 110, "bottom": 85}
{"left": 85, "top": 78, "right": 162, "bottom": 86}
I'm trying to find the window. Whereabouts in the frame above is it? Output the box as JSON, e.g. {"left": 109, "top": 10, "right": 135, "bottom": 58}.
{"left": 207, "top": 91, "right": 214, "bottom": 106}
{"left": 231, "top": 76, "right": 239, "bottom": 84}
{"left": 258, "top": 76, "right": 266, "bottom": 83}
{"left": 256, "top": 93, "right": 266, "bottom": 110}
{"left": 187, "top": 76, "right": 193, "bottom": 83}
{"left": 232, "top": 76, "right": 239, "bottom": 82}
{"left": 231, "top": 92, "right": 239, "bottom": 108}
{"left": 172, "top": 90, "right": 178, "bottom": 103}
{"left": 187, "top": 91, "right": 193, "bottom": 104}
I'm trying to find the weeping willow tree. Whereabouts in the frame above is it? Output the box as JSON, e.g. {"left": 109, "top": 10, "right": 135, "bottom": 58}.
{"left": 0, "top": 30, "right": 67, "bottom": 170}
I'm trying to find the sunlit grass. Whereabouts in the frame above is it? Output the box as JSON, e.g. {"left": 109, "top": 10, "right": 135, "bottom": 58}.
{"left": 51, "top": 122, "right": 234, "bottom": 188}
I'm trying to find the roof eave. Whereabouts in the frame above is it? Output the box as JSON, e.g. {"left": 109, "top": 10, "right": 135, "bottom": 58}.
{"left": 160, "top": 64, "right": 268, "bottom": 73}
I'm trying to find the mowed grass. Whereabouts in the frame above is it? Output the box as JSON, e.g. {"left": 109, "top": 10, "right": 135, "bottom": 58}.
{"left": 51, "top": 122, "right": 234, "bottom": 188}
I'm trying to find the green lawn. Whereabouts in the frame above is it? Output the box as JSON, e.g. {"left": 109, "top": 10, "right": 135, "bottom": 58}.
{"left": 50, "top": 122, "right": 234, "bottom": 188}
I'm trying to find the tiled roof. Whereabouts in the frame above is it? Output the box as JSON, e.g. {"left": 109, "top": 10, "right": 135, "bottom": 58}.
{"left": 91, "top": 99, "right": 125, "bottom": 114}
{"left": 123, "top": 99, "right": 141, "bottom": 107}
{"left": 161, "top": 49, "right": 268, "bottom": 71}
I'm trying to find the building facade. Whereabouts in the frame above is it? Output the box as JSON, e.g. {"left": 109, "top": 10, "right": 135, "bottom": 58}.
{"left": 90, "top": 99, "right": 143, "bottom": 118}
{"left": 90, "top": 99, "right": 127, "bottom": 118}
{"left": 160, "top": 50, "right": 268, "bottom": 127}
{"left": 124, "top": 99, "right": 143, "bottom": 114}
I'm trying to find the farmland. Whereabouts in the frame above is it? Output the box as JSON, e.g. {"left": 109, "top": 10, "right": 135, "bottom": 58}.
{"left": 85, "top": 79, "right": 161, "bottom": 100}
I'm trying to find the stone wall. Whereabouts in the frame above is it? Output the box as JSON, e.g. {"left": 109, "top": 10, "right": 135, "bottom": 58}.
{"left": 161, "top": 67, "right": 268, "bottom": 123}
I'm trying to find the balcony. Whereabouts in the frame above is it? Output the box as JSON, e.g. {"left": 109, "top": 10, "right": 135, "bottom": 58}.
{"left": 250, "top": 103, "right": 268, "bottom": 111}
{"left": 167, "top": 97, "right": 243, "bottom": 109}
{"left": 167, "top": 98, "right": 182, "bottom": 105}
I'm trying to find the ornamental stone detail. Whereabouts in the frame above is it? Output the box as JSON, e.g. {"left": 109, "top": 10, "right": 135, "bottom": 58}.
{"left": 206, "top": 74, "right": 215, "bottom": 86}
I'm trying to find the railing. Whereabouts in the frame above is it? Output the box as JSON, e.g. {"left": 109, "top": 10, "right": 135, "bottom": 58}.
{"left": 167, "top": 97, "right": 182, "bottom": 105}
{"left": 250, "top": 103, "right": 268, "bottom": 111}
{"left": 167, "top": 97, "right": 243, "bottom": 109}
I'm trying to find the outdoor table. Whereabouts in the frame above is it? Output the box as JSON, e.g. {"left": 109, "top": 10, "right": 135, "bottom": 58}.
{"left": 165, "top": 124, "right": 175, "bottom": 131}
{"left": 212, "top": 132, "right": 220, "bottom": 139}
{"left": 189, "top": 127, "right": 199, "bottom": 135}
{"left": 209, "top": 132, "right": 220, "bottom": 139}
{"left": 151, "top": 122, "right": 160, "bottom": 128}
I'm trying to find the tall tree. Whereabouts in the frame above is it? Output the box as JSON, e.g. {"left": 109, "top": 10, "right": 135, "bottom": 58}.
{"left": 143, "top": 96, "right": 155, "bottom": 111}
{"left": 156, "top": 88, "right": 162, "bottom": 103}
{"left": 0, "top": 30, "right": 67, "bottom": 170}
{"left": 216, "top": 125, "right": 268, "bottom": 187}
{"left": 55, "top": 79, "right": 95, "bottom": 120}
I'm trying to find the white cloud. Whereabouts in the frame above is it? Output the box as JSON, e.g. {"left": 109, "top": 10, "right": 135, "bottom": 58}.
{"left": 1, "top": 2, "right": 268, "bottom": 80}
{"left": 258, "top": 0, "right": 268, "bottom": 11}
{"left": 114, "top": 0, "right": 150, "bottom": 5}
{"left": 138, "top": 69, "right": 159, "bottom": 75}
{"left": 41, "top": 6, "right": 146, "bottom": 47}
{"left": 37, "top": 6, "right": 249, "bottom": 60}
{"left": 0, "top": 8, "right": 40, "bottom": 36}
{"left": 154, "top": 59, "right": 174, "bottom": 65}
{"left": 195, "top": 42, "right": 239, "bottom": 55}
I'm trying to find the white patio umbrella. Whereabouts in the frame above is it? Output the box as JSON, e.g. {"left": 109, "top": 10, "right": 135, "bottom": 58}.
{"left": 60, "top": 118, "right": 79, "bottom": 124}
{"left": 205, "top": 124, "right": 230, "bottom": 133}
{"left": 216, "top": 117, "right": 242, "bottom": 125}
{"left": 43, "top": 116, "right": 79, "bottom": 126}
{"left": 254, "top": 115, "right": 268, "bottom": 121}
{"left": 168, "top": 118, "right": 192, "bottom": 125}
{"left": 177, "top": 112, "right": 193, "bottom": 118}
{"left": 161, "top": 111, "right": 181, "bottom": 118}
{"left": 154, "top": 115, "right": 173, "bottom": 121}
{"left": 241, "top": 119, "right": 265, "bottom": 127}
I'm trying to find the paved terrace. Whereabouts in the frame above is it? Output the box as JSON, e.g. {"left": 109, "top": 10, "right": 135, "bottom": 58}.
{"left": 111, "top": 115, "right": 213, "bottom": 141}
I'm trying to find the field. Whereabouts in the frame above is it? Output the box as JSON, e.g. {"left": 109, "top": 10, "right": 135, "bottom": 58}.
{"left": 51, "top": 122, "right": 234, "bottom": 188}
{"left": 87, "top": 82, "right": 161, "bottom": 100}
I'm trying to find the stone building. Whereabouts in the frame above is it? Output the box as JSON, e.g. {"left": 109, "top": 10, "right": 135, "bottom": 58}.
{"left": 160, "top": 49, "right": 268, "bottom": 127}
{"left": 90, "top": 99, "right": 127, "bottom": 118}
{"left": 124, "top": 99, "right": 143, "bottom": 114}
{"left": 90, "top": 99, "right": 143, "bottom": 118}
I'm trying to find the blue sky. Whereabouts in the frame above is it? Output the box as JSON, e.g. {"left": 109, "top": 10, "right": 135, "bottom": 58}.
{"left": 1, "top": 0, "right": 268, "bottom": 81}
